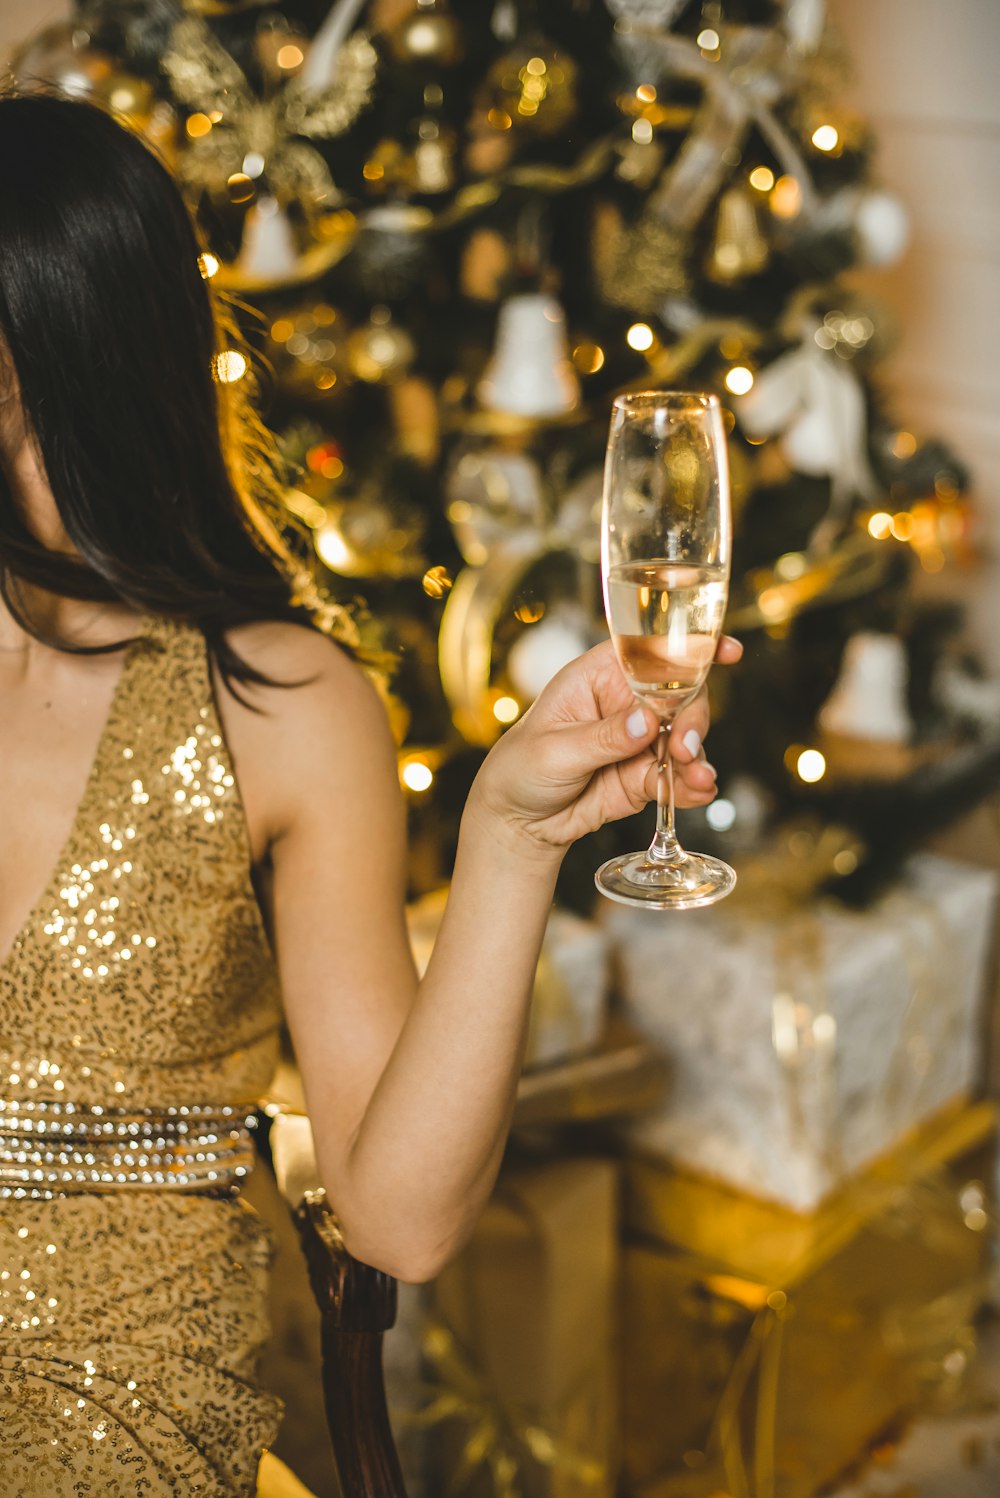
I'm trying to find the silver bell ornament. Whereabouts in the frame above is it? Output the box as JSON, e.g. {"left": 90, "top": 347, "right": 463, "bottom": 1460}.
{"left": 477, "top": 294, "right": 580, "bottom": 419}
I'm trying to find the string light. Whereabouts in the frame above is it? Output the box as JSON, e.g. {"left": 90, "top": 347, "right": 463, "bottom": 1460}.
{"left": 627, "top": 322, "right": 655, "bottom": 352}
{"left": 705, "top": 798, "right": 736, "bottom": 831}
{"left": 696, "top": 27, "right": 720, "bottom": 50}
{"left": 276, "top": 44, "right": 304, "bottom": 69}
{"left": 493, "top": 696, "right": 520, "bottom": 724}
{"left": 315, "top": 522, "right": 352, "bottom": 571}
{"left": 401, "top": 759, "right": 434, "bottom": 793}
{"left": 186, "top": 113, "right": 212, "bottom": 139}
{"left": 632, "top": 118, "right": 654, "bottom": 145}
{"left": 748, "top": 166, "right": 775, "bottom": 192}
{"left": 796, "top": 749, "right": 827, "bottom": 783}
{"left": 868, "top": 512, "right": 893, "bottom": 540}
{"left": 770, "top": 174, "right": 802, "bottom": 220}
{"left": 811, "top": 124, "right": 840, "bottom": 152}
{"left": 213, "top": 350, "right": 247, "bottom": 384}
{"left": 197, "top": 252, "right": 219, "bottom": 280}
{"left": 724, "top": 365, "right": 754, "bottom": 395}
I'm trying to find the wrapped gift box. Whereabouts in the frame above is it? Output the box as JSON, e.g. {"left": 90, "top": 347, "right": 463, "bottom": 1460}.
{"left": 604, "top": 852, "right": 998, "bottom": 1209}
{"left": 409, "top": 890, "right": 610, "bottom": 1070}
{"left": 424, "top": 1155, "right": 620, "bottom": 1498}
{"left": 620, "top": 1100, "right": 997, "bottom": 1498}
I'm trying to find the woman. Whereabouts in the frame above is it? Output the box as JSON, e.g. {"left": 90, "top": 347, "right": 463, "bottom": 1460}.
{"left": 0, "top": 92, "right": 739, "bottom": 1495}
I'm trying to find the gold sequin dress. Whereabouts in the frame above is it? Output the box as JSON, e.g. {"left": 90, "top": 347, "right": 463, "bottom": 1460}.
{"left": 0, "top": 613, "right": 286, "bottom": 1496}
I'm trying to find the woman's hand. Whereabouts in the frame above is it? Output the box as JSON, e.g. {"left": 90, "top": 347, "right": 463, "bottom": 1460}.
{"left": 467, "top": 635, "right": 742, "bottom": 861}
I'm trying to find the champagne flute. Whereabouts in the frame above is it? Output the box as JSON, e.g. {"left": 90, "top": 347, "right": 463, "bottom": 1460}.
{"left": 595, "top": 390, "right": 736, "bottom": 910}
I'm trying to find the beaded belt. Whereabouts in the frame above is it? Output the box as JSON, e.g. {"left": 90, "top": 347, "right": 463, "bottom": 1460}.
{"left": 0, "top": 1099, "right": 257, "bottom": 1200}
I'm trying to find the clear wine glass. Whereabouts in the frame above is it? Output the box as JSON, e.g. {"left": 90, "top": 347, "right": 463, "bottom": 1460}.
{"left": 595, "top": 390, "right": 736, "bottom": 910}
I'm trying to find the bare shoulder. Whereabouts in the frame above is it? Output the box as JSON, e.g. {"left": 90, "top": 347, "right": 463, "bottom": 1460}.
{"left": 214, "top": 620, "right": 398, "bottom": 856}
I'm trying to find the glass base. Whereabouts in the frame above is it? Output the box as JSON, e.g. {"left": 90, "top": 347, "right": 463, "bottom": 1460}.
{"left": 595, "top": 847, "right": 736, "bottom": 910}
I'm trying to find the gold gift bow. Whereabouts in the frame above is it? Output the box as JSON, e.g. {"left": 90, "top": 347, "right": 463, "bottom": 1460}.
{"left": 161, "top": 16, "right": 376, "bottom": 208}
{"left": 392, "top": 1316, "right": 607, "bottom": 1498}
{"left": 638, "top": 25, "right": 818, "bottom": 234}
{"left": 699, "top": 1171, "right": 996, "bottom": 1498}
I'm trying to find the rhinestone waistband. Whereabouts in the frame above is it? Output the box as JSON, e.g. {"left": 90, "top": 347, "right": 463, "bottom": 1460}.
{"left": 0, "top": 1099, "right": 258, "bottom": 1200}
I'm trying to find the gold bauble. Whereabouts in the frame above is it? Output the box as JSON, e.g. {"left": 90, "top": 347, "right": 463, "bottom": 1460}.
{"left": 481, "top": 39, "right": 577, "bottom": 137}
{"left": 93, "top": 71, "right": 154, "bottom": 128}
{"left": 347, "top": 307, "right": 416, "bottom": 384}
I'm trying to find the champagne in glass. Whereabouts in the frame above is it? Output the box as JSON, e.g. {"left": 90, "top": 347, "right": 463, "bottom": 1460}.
{"left": 595, "top": 391, "right": 736, "bottom": 909}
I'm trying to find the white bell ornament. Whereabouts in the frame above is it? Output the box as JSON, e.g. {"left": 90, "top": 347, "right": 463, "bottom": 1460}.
{"left": 818, "top": 632, "right": 913, "bottom": 744}
{"left": 235, "top": 197, "right": 301, "bottom": 282}
{"left": 478, "top": 293, "right": 580, "bottom": 419}
{"left": 854, "top": 189, "right": 910, "bottom": 268}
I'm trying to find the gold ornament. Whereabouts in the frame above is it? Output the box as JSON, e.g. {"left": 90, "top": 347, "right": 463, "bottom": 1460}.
{"left": 706, "top": 183, "right": 770, "bottom": 282}
{"left": 480, "top": 39, "right": 578, "bottom": 138}
{"left": 411, "top": 116, "right": 457, "bottom": 194}
{"left": 161, "top": 16, "right": 376, "bottom": 215}
{"left": 315, "top": 489, "right": 426, "bottom": 579}
{"left": 93, "top": 71, "right": 154, "bottom": 125}
{"left": 592, "top": 201, "right": 688, "bottom": 310}
{"left": 347, "top": 306, "right": 416, "bottom": 384}
{"left": 460, "top": 228, "right": 511, "bottom": 302}
{"left": 265, "top": 302, "right": 346, "bottom": 400}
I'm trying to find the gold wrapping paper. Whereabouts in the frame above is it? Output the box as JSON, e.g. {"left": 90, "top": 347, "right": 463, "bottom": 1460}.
{"left": 620, "top": 1101, "right": 997, "bottom": 1498}
{"left": 423, "top": 1157, "right": 620, "bottom": 1498}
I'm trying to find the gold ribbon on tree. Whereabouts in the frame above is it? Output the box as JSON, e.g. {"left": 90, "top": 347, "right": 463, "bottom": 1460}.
{"left": 438, "top": 450, "right": 601, "bottom": 745}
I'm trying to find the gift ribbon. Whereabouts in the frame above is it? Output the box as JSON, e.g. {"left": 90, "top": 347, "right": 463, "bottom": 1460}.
{"left": 393, "top": 1315, "right": 607, "bottom": 1498}
{"left": 438, "top": 464, "right": 602, "bottom": 745}
{"left": 733, "top": 319, "right": 880, "bottom": 553}
{"left": 697, "top": 1165, "right": 996, "bottom": 1497}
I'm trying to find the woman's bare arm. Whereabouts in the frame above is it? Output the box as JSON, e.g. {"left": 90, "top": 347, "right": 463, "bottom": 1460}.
{"left": 221, "top": 622, "right": 735, "bottom": 1282}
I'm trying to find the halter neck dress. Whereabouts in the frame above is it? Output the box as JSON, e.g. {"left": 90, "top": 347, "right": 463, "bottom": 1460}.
{"left": 0, "top": 612, "right": 286, "bottom": 1495}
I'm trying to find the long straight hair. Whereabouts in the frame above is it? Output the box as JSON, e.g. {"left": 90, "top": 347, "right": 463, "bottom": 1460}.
{"left": 0, "top": 89, "right": 366, "bottom": 695}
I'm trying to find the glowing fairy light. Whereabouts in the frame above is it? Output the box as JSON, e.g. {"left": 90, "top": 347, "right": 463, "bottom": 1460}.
{"left": 493, "top": 696, "right": 520, "bottom": 724}
{"left": 811, "top": 124, "right": 840, "bottom": 152}
{"left": 724, "top": 365, "right": 754, "bottom": 395}
{"left": 796, "top": 749, "right": 827, "bottom": 783}
{"left": 214, "top": 350, "right": 247, "bottom": 383}
{"left": 401, "top": 760, "right": 434, "bottom": 792}
{"left": 627, "top": 323, "right": 655, "bottom": 352}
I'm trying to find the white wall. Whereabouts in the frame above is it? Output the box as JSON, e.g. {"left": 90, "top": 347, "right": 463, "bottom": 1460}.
{"left": 831, "top": 0, "right": 1000, "bottom": 667}
{"left": 0, "top": 1, "right": 68, "bottom": 57}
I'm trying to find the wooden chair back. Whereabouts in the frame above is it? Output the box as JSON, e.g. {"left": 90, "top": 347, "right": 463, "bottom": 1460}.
{"left": 256, "top": 1104, "right": 409, "bottom": 1498}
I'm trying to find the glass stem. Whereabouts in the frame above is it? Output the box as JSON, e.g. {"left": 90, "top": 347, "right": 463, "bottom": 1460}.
{"left": 648, "top": 720, "right": 684, "bottom": 864}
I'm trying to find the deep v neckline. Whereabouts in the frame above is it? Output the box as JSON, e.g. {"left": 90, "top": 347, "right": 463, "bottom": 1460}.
{"left": 0, "top": 614, "right": 155, "bottom": 976}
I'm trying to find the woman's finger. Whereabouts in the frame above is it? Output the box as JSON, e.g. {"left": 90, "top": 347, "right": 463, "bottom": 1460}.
{"left": 715, "top": 635, "right": 742, "bottom": 664}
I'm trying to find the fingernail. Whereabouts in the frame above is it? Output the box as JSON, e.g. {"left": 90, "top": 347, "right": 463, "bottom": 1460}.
{"left": 682, "top": 729, "right": 701, "bottom": 759}
{"left": 704, "top": 761, "right": 718, "bottom": 779}
{"left": 627, "top": 707, "right": 649, "bottom": 738}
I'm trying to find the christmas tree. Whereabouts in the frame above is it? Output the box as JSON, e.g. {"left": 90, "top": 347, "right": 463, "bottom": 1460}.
{"left": 7, "top": 0, "right": 997, "bottom": 910}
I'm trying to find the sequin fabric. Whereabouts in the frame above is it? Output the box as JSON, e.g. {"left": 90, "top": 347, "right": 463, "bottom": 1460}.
{"left": 0, "top": 613, "right": 286, "bottom": 1495}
